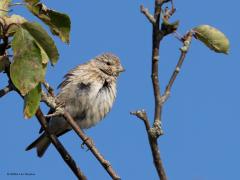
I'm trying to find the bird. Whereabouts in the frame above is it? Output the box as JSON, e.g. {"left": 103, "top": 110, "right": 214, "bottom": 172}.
{"left": 25, "top": 53, "right": 124, "bottom": 157}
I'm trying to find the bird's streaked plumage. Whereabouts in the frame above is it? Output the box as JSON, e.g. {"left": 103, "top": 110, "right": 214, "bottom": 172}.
{"left": 26, "top": 53, "right": 124, "bottom": 157}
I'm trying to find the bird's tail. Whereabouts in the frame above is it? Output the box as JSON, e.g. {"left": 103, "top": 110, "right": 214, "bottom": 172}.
{"left": 25, "top": 133, "right": 51, "bottom": 157}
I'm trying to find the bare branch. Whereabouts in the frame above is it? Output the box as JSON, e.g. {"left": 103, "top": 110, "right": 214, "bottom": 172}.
{"left": 0, "top": 83, "right": 13, "bottom": 98}
{"left": 140, "top": 0, "right": 167, "bottom": 178}
{"left": 63, "top": 111, "right": 121, "bottom": 180}
{"left": 35, "top": 109, "right": 87, "bottom": 180}
{"left": 162, "top": 31, "right": 193, "bottom": 103}
{"left": 130, "top": 110, "right": 151, "bottom": 131}
{"left": 42, "top": 81, "right": 55, "bottom": 97}
{"left": 135, "top": 0, "right": 177, "bottom": 179}
{"left": 41, "top": 91, "right": 57, "bottom": 108}
{"left": 151, "top": 0, "right": 164, "bottom": 137}
{"left": 140, "top": 5, "right": 156, "bottom": 25}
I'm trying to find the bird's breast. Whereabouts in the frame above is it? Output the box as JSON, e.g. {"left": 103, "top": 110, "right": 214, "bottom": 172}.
{"left": 73, "top": 80, "right": 117, "bottom": 129}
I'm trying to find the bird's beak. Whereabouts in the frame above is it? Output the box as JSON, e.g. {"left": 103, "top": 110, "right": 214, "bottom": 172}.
{"left": 118, "top": 65, "right": 125, "bottom": 73}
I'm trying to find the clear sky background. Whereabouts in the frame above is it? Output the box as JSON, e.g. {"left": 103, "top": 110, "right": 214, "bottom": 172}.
{"left": 1, "top": 0, "right": 239, "bottom": 180}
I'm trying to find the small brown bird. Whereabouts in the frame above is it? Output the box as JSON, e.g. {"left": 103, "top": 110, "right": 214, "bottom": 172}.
{"left": 26, "top": 53, "right": 124, "bottom": 157}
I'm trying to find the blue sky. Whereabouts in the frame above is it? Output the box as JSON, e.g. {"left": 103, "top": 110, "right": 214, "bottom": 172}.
{"left": 1, "top": 0, "right": 239, "bottom": 179}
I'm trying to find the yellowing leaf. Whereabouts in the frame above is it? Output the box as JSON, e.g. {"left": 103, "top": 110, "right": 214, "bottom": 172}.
{"left": 25, "top": 1, "right": 71, "bottom": 43}
{"left": 0, "top": 0, "right": 11, "bottom": 16}
{"left": 4, "top": 14, "right": 27, "bottom": 26}
{"left": 24, "top": 0, "right": 39, "bottom": 4}
{"left": 4, "top": 14, "right": 27, "bottom": 36}
{"left": 24, "top": 83, "right": 41, "bottom": 119}
{"left": 10, "top": 27, "right": 46, "bottom": 95}
{"left": 193, "top": 25, "right": 230, "bottom": 54}
{"left": 21, "top": 22, "right": 59, "bottom": 65}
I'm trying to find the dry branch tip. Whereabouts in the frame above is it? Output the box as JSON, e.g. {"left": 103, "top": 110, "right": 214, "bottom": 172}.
{"left": 140, "top": 5, "right": 156, "bottom": 25}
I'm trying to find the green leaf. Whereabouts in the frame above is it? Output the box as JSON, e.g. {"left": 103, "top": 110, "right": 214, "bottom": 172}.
{"left": 10, "top": 27, "right": 46, "bottom": 95}
{"left": 0, "top": 55, "right": 10, "bottom": 72}
{"left": 161, "top": 20, "right": 179, "bottom": 35}
{"left": 0, "top": 0, "right": 11, "bottom": 16}
{"left": 5, "top": 14, "right": 27, "bottom": 36}
{"left": 24, "top": 0, "right": 39, "bottom": 5}
{"left": 25, "top": 1, "right": 71, "bottom": 43}
{"left": 193, "top": 25, "right": 230, "bottom": 54}
{"left": 24, "top": 83, "right": 41, "bottom": 119}
{"left": 21, "top": 22, "right": 59, "bottom": 65}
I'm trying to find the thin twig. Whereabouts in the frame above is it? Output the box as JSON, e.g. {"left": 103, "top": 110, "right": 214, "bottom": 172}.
{"left": 162, "top": 31, "right": 193, "bottom": 103}
{"left": 140, "top": 5, "right": 156, "bottom": 24}
{"left": 0, "top": 83, "right": 13, "bottom": 98}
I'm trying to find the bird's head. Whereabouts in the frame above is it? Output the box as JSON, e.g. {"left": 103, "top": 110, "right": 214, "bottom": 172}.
{"left": 94, "top": 53, "right": 125, "bottom": 77}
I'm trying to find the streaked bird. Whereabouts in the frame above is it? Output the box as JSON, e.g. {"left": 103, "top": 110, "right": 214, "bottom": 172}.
{"left": 26, "top": 53, "right": 124, "bottom": 157}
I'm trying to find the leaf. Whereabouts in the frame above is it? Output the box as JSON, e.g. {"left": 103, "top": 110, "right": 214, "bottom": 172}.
{"left": 24, "top": 83, "right": 41, "bottom": 119}
{"left": 193, "top": 25, "right": 230, "bottom": 54}
{"left": 161, "top": 20, "right": 179, "bottom": 35}
{"left": 25, "top": 1, "right": 71, "bottom": 43}
{"left": 0, "top": 55, "right": 10, "bottom": 72}
{"left": 21, "top": 22, "right": 59, "bottom": 65}
{"left": 0, "top": 0, "right": 11, "bottom": 16}
{"left": 10, "top": 27, "right": 46, "bottom": 95}
{"left": 4, "top": 14, "right": 27, "bottom": 36}
{"left": 24, "top": 0, "right": 39, "bottom": 5}
{"left": 38, "top": 45, "right": 49, "bottom": 64}
{"left": 4, "top": 14, "right": 27, "bottom": 26}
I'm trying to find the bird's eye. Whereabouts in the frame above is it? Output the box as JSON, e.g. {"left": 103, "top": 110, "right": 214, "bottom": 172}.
{"left": 106, "top": 62, "right": 111, "bottom": 66}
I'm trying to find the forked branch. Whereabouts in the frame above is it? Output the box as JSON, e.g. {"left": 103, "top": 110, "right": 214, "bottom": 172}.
{"left": 131, "top": 1, "right": 192, "bottom": 180}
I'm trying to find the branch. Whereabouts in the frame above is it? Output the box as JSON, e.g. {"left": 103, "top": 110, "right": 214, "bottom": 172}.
{"left": 161, "top": 31, "right": 193, "bottom": 103}
{"left": 41, "top": 85, "right": 121, "bottom": 180}
{"left": 136, "top": 1, "right": 176, "bottom": 180}
{"left": 151, "top": 0, "right": 164, "bottom": 138}
{"left": 35, "top": 108, "right": 87, "bottom": 180}
{"left": 130, "top": 110, "right": 151, "bottom": 131}
{"left": 43, "top": 81, "right": 55, "bottom": 96}
{"left": 131, "top": 109, "right": 166, "bottom": 180}
{"left": 130, "top": 110, "right": 164, "bottom": 166}
{"left": 4, "top": 74, "right": 86, "bottom": 179}
{"left": 63, "top": 112, "right": 121, "bottom": 180}
{"left": 0, "top": 83, "right": 13, "bottom": 98}
{"left": 140, "top": 5, "right": 156, "bottom": 24}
